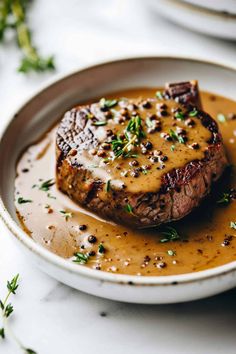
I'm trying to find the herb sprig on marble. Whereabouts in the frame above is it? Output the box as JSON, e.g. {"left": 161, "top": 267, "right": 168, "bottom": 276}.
{"left": 0, "top": 274, "right": 37, "bottom": 353}
{"left": 0, "top": 0, "right": 55, "bottom": 73}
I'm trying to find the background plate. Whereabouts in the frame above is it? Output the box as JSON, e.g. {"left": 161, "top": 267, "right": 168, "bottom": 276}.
{"left": 149, "top": 0, "right": 236, "bottom": 40}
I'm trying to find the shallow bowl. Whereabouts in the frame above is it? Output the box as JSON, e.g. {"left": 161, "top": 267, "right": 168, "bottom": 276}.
{"left": 1, "top": 56, "right": 236, "bottom": 304}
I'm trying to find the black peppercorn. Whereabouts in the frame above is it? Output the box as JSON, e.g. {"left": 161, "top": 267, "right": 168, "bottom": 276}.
{"left": 144, "top": 141, "right": 153, "bottom": 150}
{"left": 88, "top": 251, "right": 96, "bottom": 256}
{"left": 88, "top": 235, "right": 97, "bottom": 244}
{"left": 79, "top": 224, "right": 87, "bottom": 231}
{"left": 142, "top": 100, "right": 152, "bottom": 109}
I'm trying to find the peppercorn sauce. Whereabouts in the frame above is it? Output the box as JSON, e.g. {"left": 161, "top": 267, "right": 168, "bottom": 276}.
{"left": 15, "top": 88, "right": 236, "bottom": 276}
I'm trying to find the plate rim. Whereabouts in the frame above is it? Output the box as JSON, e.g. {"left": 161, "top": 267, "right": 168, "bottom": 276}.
{"left": 1, "top": 54, "right": 236, "bottom": 286}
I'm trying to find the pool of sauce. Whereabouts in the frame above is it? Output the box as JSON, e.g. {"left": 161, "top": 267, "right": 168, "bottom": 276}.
{"left": 14, "top": 88, "right": 236, "bottom": 276}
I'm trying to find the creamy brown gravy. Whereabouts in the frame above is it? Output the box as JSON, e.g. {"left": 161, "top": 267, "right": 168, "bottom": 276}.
{"left": 15, "top": 88, "right": 236, "bottom": 276}
{"left": 65, "top": 96, "right": 211, "bottom": 195}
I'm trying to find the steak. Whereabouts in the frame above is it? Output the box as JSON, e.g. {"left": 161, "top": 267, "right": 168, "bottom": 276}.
{"left": 56, "top": 81, "right": 227, "bottom": 228}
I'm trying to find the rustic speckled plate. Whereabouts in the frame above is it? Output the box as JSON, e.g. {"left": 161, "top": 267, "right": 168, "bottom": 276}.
{"left": 149, "top": 0, "right": 236, "bottom": 40}
{"left": 1, "top": 56, "right": 236, "bottom": 304}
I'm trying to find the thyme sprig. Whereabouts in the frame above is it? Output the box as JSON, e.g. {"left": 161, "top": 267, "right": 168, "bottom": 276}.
{"left": 60, "top": 210, "right": 73, "bottom": 221}
{"left": 73, "top": 252, "right": 89, "bottom": 264}
{"left": 17, "top": 197, "right": 32, "bottom": 204}
{"left": 217, "top": 189, "right": 236, "bottom": 206}
{"left": 0, "top": 0, "right": 55, "bottom": 73}
{"left": 160, "top": 226, "right": 181, "bottom": 243}
{"left": 39, "top": 179, "right": 55, "bottom": 192}
{"left": 0, "top": 274, "right": 37, "bottom": 353}
{"left": 169, "top": 129, "right": 185, "bottom": 144}
{"left": 99, "top": 98, "right": 117, "bottom": 109}
{"left": 230, "top": 221, "right": 236, "bottom": 230}
{"left": 111, "top": 115, "right": 145, "bottom": 159}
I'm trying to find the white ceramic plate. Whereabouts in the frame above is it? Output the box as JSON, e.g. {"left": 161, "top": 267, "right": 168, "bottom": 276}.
{"left": 1, "top": 56, "right": 236, "bottom": 304}
{"left": 181, "top": 0, "right": 236, "bottom": 15}
{"left": 149, "top": 0, "right": 236, "bottom": 40}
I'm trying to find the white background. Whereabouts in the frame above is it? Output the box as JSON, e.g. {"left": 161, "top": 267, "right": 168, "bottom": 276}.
{"left": 1, "top": 1, "right": 236, "bottom": 353}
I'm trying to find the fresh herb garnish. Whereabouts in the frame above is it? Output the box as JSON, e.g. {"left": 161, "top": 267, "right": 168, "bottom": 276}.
{"left": 170, "top": 145, "right": 175, "bottom": 152}
{"left": 0, "top": 0, "right": 55, "bottom": 73}
{"left": 92, "top": 121, "right": 107, "bottom": 126}
{"left": 230, "top": 221, "right": 236, "bottom": 230}
{"left": 189, "top": 109, "right": 198, "bottom": 117}
{"left": 124, "top": 203, "right": 133, "bottom": 214}
{"left": 73, "top": 252, "right": 89, "bottom": 264}
{"left": 17, "top": 197, "right": 32, "bottom": 204}
{"left": 169, "top": 129, "right": 185, "bottom": 144}
{"left": 25, "top": 349, "right": 37, "bottom": 354}
{"left": 146, "top": 116, "right": 154, "bottom": 128}
{"left": 126, "top": 115, "right": 146, "bottom": 140}
{"left": 174, "top": 111, "right": 185, "bottom": 120}
{"left": 0, "top": 328, "right": 5, "bottom": 339}
{"left": 217, "top": 113, "right": 226, "bottom": 123}
{"left": 160, "top": 226, "right": 180, "bottom": 243}
{"left": 111, "top": 115, "right": 145, "bottom": 159}
{"left": 99, "top": 98, "right": 117, "bottom": 109}
{"left": 86, "top": 113, "right": 94, "bottom": 119}
{"left": 60, "top": 210, "right": 73, "bottom": 221}
{"left": 102, "top": 157, "right": 110, "bottom": 164}
{"left": 155, "top": 91, "right": 163, "bottom": 100}
{"left": 105, "top": 179, "right": 111, "bottom": 192}
{"left": 98, "top": 243, "right": 105, "bottom": 254}
{"left": 47, "top": 193, "right": 56, "bottom": 199}
{"left": 167, "top": 249, "right": 176, "bottom": 256}
{"left": 0, "top": 274, "right": 37, "bottom": 352}
{"left": 39, "top": 179, "right": 55, "bottom": 192}
{"left": 217, "top": 193, "right": 230, "bottom": 205}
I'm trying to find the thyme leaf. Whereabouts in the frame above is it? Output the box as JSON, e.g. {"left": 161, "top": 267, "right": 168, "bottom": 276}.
{"left": 7, "top": 274, "right": 19, "bottom": 294}
{"left": 39, "top": 179, "right": 55, "bottom": 192}
{"left": 60, "top": 210, "right": 73, "bottom": 221}
{"left": 155, "top": 91, "right": 163, "bottom": 100}
{"left": 217, "top": 113, "right": 226, "bottom": 123}
{"left": 174, "top": 111, "right": 185, "bottom": 120}
{"left": 167, "top": 249, "right": 176, "bottom": 256}
{"left": 169, "top": 129, "right": 185, "bottom": 144}
{"left": 160, "top": 226, "right": 180, "bottom": 243}
{"left": 92, "top": 121, "right": 107, "bottom": 126}
{"left": 0, "top": 328, "right": 5, "bottom": 339}
{"left": 230, "top": 221, "right": 236, "bottom": 230}
{"left": 105, "top": 179, "right": 111, "bottom": 192}
{"left": 73, "top": 252, "right": 89, "bottom": 264}
{"left": 217, "top": 193, "right": 230, "bottom": 205}
{"left": 124, "top": 203, "right": 133, "bottom": 214}
{"left": 4, "top": 303, "right": 13, "bottom": 318}
{"left": 217, "top": 189, "right": 236, "bottom": 205}
{"left": 24, "top": 349, "right": 37, "bottom": 354}
{"left": 98, "top": 243, "right": 105, "bottom": 254}
{"left": 17, "top": 197, "right": 32, "bottom": 204}
{"left": 189, "top": 109, "right": 198, "bottom": 117}
{"left": 47, "top": 193, "right": 56, "bottom": 199}
{"left": 99, "top": 98, "right": 117, "bottom": 109}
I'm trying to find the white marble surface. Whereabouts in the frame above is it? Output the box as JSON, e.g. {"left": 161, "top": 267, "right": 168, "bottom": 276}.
{"left": 1, "top": 1, "right": 236, "bottom": 353}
